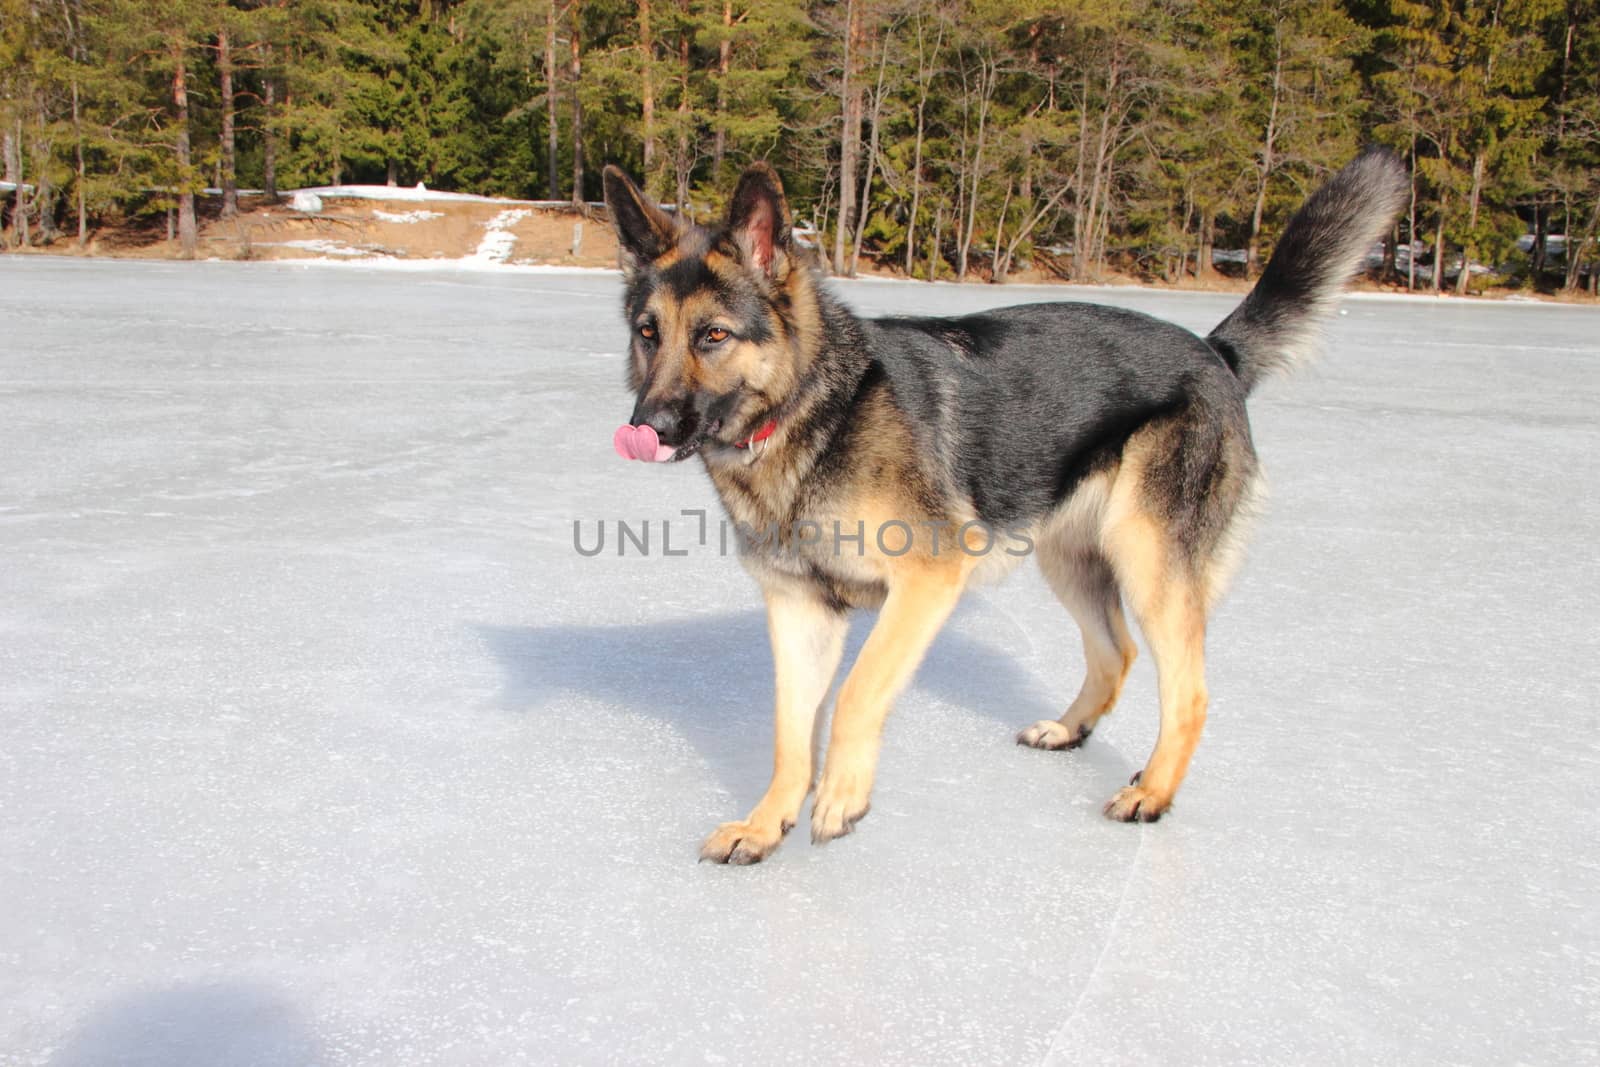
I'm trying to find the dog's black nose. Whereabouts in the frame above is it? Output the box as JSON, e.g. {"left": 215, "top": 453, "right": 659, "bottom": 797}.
{"left": 633, "top": 404, "right": 681, "bottom": 444}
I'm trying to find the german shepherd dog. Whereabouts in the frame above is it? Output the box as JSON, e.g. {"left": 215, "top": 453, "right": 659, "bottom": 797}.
{"left": 602, "top": 150, "right": 1406, "bottom": 864}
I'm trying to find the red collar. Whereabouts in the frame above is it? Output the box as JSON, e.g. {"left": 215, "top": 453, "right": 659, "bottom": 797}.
{"left": 734, "top": 420, "right": 778, "bottom": 449}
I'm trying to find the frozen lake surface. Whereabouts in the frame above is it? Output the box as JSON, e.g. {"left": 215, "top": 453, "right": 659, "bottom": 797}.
{"left": 2, "top": 258, "right": 1597, "bottom": 1065}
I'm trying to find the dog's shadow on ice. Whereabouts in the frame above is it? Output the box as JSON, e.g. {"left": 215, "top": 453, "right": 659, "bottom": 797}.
{"left": 477, "top": 607, "right": 1132, "bottom": 799}
{"left": 49, "top": 980, "right": 321, "bottom": 1067}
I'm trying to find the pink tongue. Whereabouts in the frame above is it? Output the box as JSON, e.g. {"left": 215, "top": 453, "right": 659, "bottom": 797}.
{"left": 612, "top": 424, "right": 677, "bottom": 463}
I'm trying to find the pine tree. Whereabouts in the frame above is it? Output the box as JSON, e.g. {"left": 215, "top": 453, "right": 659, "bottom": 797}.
{"left": 1546, "top": 0, "right": 1599, "bottom": 290}
{"left": 1447, "top": 0, "right": 1559, "bottom": 293}
{"left": 1234, "top": 0, "right": 1369, "bottom": 278}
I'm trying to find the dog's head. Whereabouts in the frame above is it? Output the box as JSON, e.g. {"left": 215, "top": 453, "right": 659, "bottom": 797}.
{"left": 603, "top": 163, "right": 813, "bottom": 463}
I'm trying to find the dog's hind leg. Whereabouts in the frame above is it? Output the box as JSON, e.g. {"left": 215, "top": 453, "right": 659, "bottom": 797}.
{"left": 1100, "top": 507, "right": 1209, "bottom": 823}
{"left": 1017, "top": 547, "right": 1137, "bottom": 751}
{"left": 811, "top": 565, "right": 966, "bottom": 844}
{"left": 700, "top": 585, "right": 847, "bottom": 865}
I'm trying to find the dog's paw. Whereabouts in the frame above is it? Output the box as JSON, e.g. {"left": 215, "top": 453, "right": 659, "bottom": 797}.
{"left": 1017, "top": 720, "right": 1093, "bottom": 750}
{"left": 699, "top": 818, "right": 790, "bottom": 865}
{"left": 811, "top": 773, "right": 872, "bottom": 844}
{"left": 1102, "top": 782, "right": 1168, "bottom": 823}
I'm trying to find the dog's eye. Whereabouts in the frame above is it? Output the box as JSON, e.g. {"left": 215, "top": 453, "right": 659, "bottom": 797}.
{"left": 638, "top": 324, "right": 657, "bottom": 341}
{"left": 705, "top": 326, "right": 730, "bottom": 344}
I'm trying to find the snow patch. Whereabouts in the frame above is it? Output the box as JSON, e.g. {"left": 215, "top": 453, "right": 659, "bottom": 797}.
{"left": 372, "top": 208, "right": 444, "bottom": 224}
{"left": 259, "top": 239, "right": 373, "bottom": 257}
{"left": 286, "top": 183, "right": 534, "bottom": 206}
{"left": 272, "top": 257, "right": 614, "bottom": 275}
{"left": 465, "top": 209, "right": 531, "bottom": 265}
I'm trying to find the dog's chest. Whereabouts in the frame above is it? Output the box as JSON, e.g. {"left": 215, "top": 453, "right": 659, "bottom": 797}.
{"left": 710, "top": 463, "right": 890, "bottom": 609}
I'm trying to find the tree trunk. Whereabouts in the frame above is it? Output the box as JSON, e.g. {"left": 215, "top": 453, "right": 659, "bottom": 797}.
{"left": 263, "top": 63, "right": 278, "bottom": 201}
{"left": 675, "top": 32, "right": 690, "bottom": 213}
{"left": 956, "top": 55, "right": 993, "bottom": 282}
{"left": 545, "top": 2, "right": 560, "bottom": 200}
{"left": 713, "top": 0, "right": 731, "bottom": 173}
{"left": 1000, "top": 171, "right": 1073, "bottom": 281}
{"left": 904, "top": 20, "right": 930, "bottom": 279}
{"left": 1531, "top": 199, "right": 1547, "bottom": 277}
{"left": 172, "top": 41, "right": 197, "bottom": 259}
{"left": 1566, "top": 197, "right": 1600, "bottom": 292}
{"left": 57, "top": 0, "right": 88, "bottom": 244}
{"left": 1069, "top": 71, "right": 1089, "bottom": 279}
{"left": 952, "top": 189, "right": 965, "bottom": 280}
{"left": 816, "top": 179, "right": 831, "bottom": 261}
{"left": 35, "top": 178, "right": 58, "bottom": 244}
{"left": 1178, "top": 189, "right": 1193, "bottom": 281}
{"left": 991, "top": 178, "right": 1013, "bottom": 283}
{"left": 1560, "top": 189, "right": 1574, "bottom": 289}
{"left": 1094, "top": 189, "right": 1113, "bottom": 275}
{"left": 72, "top": 73, "right": 86, "bottom": 244}
{"left": 639, "top": 0, "right": 655, "bottom": 191}
{"left": 832, "top": 0, "right": 860, "bottom": 276}
{"left": 928, "top": 201, "right": 942, "bottom": 281}
{"left": 1456, "top": 150, "right": 1485, "bottom": 295}
{"left": 1083, "top": 67, "right": 1117, "bottom": 275}
{"left": 4, "top": 125, "right": 22, "bottom": 247}
{"left": 1432, "top": 196, "right": 1447, "bottom": 294}
{"left": 1406, "top": 142, "right": 1417, "bottom": 291}
{"left": 33, "top": 105, "right": 58, "bottom": 241}
{"left": 1074, "top": 55, "right": 1119, "bottom": 279}
{"left": 218, "top": 23, "right": 238, "bottom": 218}
{"left": 570, "top": 3, "right": 584, "bottom": 207}
{"left": 849, "top": 27, "right": 890, "bottom": 278}
{"left": 1246, "top": 32, "right": 1283, "bottom": 280}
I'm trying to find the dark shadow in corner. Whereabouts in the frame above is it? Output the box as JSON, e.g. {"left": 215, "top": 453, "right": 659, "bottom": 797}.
{"left": 475, "top": 605, "right": 1133, "bottom": 800}
{"left": 49, "top": 980, "right": 323, "bottom": 1067}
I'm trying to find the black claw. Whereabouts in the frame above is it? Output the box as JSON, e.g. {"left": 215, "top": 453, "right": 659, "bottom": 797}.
{"left": 1129, "top": 770, "right": 1143, "bottom": 786}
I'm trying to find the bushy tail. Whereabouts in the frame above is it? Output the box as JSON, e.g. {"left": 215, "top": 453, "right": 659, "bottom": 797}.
{"left": 1207, "top": 147, "right": 1408, "bottom": 395}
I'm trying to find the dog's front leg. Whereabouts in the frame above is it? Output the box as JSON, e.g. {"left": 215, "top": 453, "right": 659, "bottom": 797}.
{"left": 699, "top": 586, "right": 847, "bottom": 865}
{"left": 811, "top": 567, "right": 966, "bottom": 844}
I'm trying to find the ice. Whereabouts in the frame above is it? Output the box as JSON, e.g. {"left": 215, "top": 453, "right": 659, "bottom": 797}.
{"left": 1, "top": 258, "right": 1597, "bottom": 1065}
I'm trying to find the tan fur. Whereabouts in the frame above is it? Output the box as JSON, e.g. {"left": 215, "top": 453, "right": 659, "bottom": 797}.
{"left": 811, "top": 554, "right": 971, "bottom": 842}
{"left": 1015, "top": 423, "right": 1236, "bottom": 820}
{"left": 700, "top": 586, "right": 847, "bottom": 864}
{"left": 1096, "top": 427, "right": 1213, "bottom": 820}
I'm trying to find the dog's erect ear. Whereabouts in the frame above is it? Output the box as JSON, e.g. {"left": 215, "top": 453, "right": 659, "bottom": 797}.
{"left": 725, "top": 163, "right": 792, "bottom": 277}
{"left": 603, "top": 165, "right": 676, "bottom": 272}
